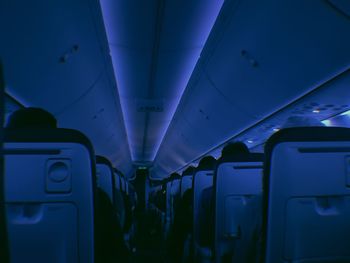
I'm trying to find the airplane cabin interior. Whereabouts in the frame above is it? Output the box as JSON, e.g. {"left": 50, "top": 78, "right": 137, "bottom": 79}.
{"left": 1, "top": 0, "right": 350, "bottom": 262}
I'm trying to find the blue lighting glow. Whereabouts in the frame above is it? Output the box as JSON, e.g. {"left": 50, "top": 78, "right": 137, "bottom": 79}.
{"left": 340, "top": 110, "right": 350, "bottom": 116}
{"left": 321, "top": 119, "right": 331, "bottom": 126}
{"left": 99, "top": 1, "right": 224, "bottom": 161}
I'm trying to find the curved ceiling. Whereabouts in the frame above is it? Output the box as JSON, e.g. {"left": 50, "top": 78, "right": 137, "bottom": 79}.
{"left": 2, "top": 0, "right": 350, "bottom": 179}
{"left": 100, "top": 0, "right": 224, "bottom": 162}
{"left": 0, "top": 0, "right": 133, "bottom": 176}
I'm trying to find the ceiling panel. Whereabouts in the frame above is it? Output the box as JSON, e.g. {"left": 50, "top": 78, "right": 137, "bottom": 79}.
{"left": 151, "top": 0, "right": 350, "bottom": 178}
{"left": 1, "top": 0, "right": 133, "bottom": 176}
{"left": 100, "top": 0, "right": 224, "bottom": 162}
{"left": 0, "top": 0, "right": 105, "bottom": 112}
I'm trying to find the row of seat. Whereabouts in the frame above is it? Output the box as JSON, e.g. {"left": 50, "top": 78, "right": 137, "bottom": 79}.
{"left": 3, "top": 108, "right": 136, "bottom": 262}
{"left": 150, "top": 126, "right": 350, "bottom": 263}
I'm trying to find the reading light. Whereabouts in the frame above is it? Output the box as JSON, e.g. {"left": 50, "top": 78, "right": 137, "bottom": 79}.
{"left": 312, "top": 109, "right": 320, "bottom": 113}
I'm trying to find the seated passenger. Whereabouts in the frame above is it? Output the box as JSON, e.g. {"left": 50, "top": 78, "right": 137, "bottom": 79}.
{"left": 7, "top": 107, "right": 57, "bottom": 129}
{"left": 220, "top": 141, "right": 249, "bottom": 159}
{"left": 167, "top": 188, "right": 193, "bottom": 263}
{"left": 197, "top": 155, "right": 216, "bottom": 170}
{"left": 198, "top": 186, "right": 214, "bottom": 248}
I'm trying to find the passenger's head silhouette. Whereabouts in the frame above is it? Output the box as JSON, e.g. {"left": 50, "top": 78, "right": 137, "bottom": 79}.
{"left": 221, "top": 142, "right": 249, "bottom": 158}
{"left": 7, "top": 107, "right": 57, "bottom": 129}
{"left": 197, "top": 155, "right": 216, "bottom": 170}
{"left": 182, "top": 166, "right": 195, "bottom": 176}
{"left": 169, "top": 172, "right": 181, "bottom": 181}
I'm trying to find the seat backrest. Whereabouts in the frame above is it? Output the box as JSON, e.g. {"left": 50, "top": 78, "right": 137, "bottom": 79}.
{"left": 193, "top": 168, "right": 214, "bottom": 252}
{"left": 214, "top": 153, "right": 263, "bottom": 263}
{"left": 96, "top": 156, "right": 115, "bottom": 204}
{"left": 170, "top": 178, "right": 181, "bottom": 224}
{"left": 120, "top": 176, "right": 126, "bottom": 193}
{"left": 113, "top": 170, "right": 126, "bottom": 230}
{"left": 4, "top": 128, "right": 95, "bottom": 263}
{"left": 263, "top": 127, "right": 350, "bottom": 262}
{"left": 164, "top": 180, "right": 172, "bottom": 238}
{"left": 180, "top": 175, "right": 193, "bottom": 197}
{"left": 0, "top": 62, "right": 9, "bottom": 263}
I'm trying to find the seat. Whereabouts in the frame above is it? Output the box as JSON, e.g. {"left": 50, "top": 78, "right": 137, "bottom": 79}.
{"left": 96, "top": 155, "right": 115, "bottom": 204}
{"left": 113, "top": 169, "right": 126, "bottom": 230}
{"left": 263, "top": 127, "right": 350, "bottom": 262}
{"left": 169, "top": 173, "right": 181, "bottom": 225}
{"left": 4, "top": 128, "right": 95, "bottom": 263}
{"left": 193, "top": 159, "right": 216, "bottom": 262}
{"left": 214, "top": 153, "right": 264, "bottom": 263}
{"left": 164, "top": 178, "right": 173, "bottom": 239}
{"left": 180, "top": 167, "right": 195, "bottom": 197}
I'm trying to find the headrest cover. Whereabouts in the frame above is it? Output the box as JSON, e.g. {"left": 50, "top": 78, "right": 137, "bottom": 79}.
{"left": 7, "top": 107, "right": 57, "bottom": 129}
{"left": 221, "top": 142, "right": 249, "bottom": 158}
{"left": 265, "top": 126, "right": 350, "bottom": 156}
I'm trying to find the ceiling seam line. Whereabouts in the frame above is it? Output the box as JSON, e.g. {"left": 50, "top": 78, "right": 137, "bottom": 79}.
{"left": 141, "top": 0, "right": 166, "bottom": 160}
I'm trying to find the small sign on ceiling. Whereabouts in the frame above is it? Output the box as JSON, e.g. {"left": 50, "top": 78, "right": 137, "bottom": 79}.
{"left": 136, "top": 99, "right": 164, "bottom": 113}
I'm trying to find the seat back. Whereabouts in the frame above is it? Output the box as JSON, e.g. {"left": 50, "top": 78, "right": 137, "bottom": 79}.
{"left": 263, "top": 127, "right": 350, "bottom": 262}
{"left": 164, "top": 180, "right": 172, "bottom": 238}
{"left": 4, "top": 128, "right": 95, "bottom": 263}
{"left": 113, "top": 170, "right": 126, "bottom": 230}
{"left": 96, "top": 156, "right": 115, "bottom": 204}
{"left": 170, "top": 178, "right": 181, "bottom": 224}
{"left": 193, "top": 169, "right": 214, "bottom": 260}
{"left": 214, "top": 153, "right": 263, "bottom": 263}
{"left": 180, "top": 175, "right": 193, "bottom": 197}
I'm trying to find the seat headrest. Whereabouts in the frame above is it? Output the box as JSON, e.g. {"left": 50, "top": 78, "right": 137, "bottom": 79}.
{"left": 265, "top": 127, "right": 350, "bottom": 156}
{"left": 218, "top": 152, "right": 264, "bottom": 164}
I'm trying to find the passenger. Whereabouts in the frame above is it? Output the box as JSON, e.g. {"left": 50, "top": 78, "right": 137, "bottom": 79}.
{"left": 167, "top": 188, "right": 194, "bottom": 263}
{"left": 6, "top": 107, "right": 130, "bottom": 263}
{"left": 195, "top": 156, "right": 216, "bottom": 262}
{"left": 95, "top": 188, "right": 130, "bottom": 263}
{"left": 197, "top": 155, "right": 216, "bottom": 170}
{"left": 198, "top": 186, "right": 214, "bottom": 248}
{"left": 7, "top": 107, "right": 57, "bottom": 129}
{"left": 220, "top": 141, "right": 249, "bottom": 159}
{"left": 182, "top": 165, "right": 195, "bottom": 175}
